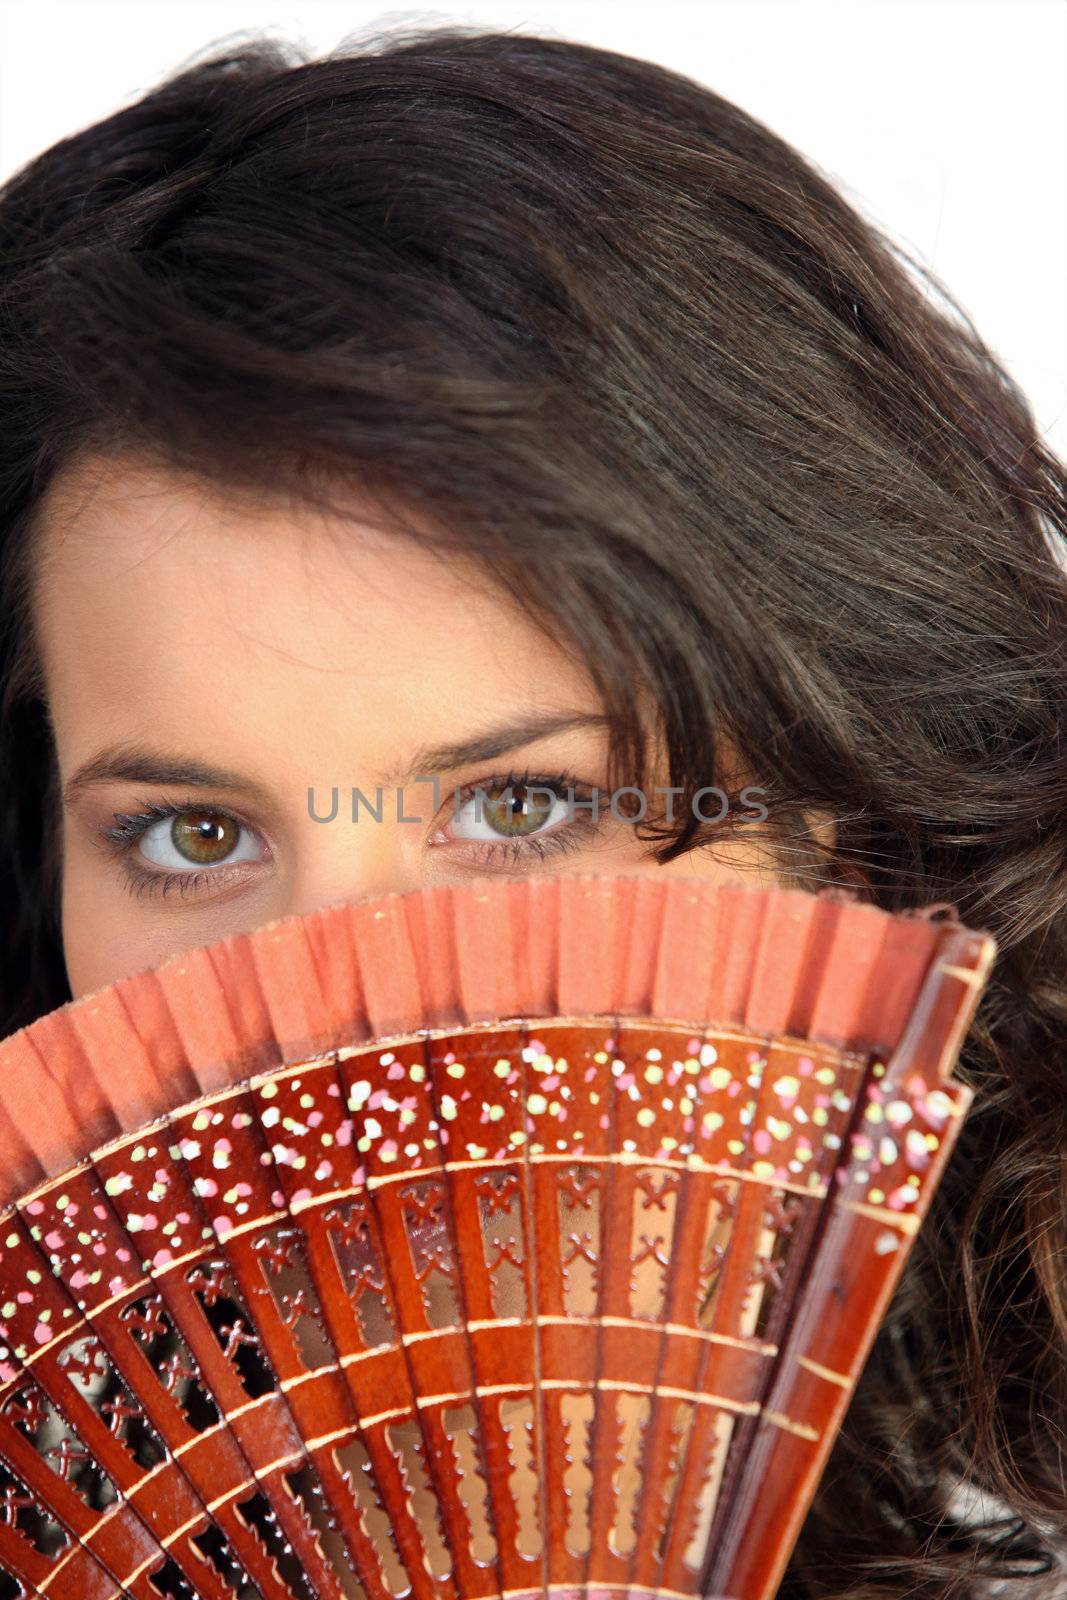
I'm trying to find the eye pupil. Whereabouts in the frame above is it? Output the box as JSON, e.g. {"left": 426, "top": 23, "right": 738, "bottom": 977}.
{"left": 484, "top": 783, "right": 554, "bottom": 837}
{"left": 171, "top": 811, "right": 238, "bottom": 864}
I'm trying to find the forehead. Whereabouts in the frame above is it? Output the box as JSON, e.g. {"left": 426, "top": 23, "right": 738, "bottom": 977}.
{"left": 34, "top": 449, "right": 500, "bottom": 649}
{"left": 36, "top": 449, "right": 448, "bottom": 606}
{"left": 30, "top": 450, "right": 596, "bottom": 766}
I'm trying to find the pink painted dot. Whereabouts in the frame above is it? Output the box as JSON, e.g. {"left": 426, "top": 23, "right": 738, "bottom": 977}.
{"left": 270, "top": 1190, "right": 286, "bottom": 1208}
{"left": 798, "top": 1056, "right": 815, "bottom": 1076}
{"left": 25, "top": 1200, "right": 44, "bottom": 1215}
{"left": 600, "top": 1114, "right": 611, "bottom": 1130}
{"left": 291, "top": 1188, "right": 312, "bottom": 1206}
{"left": 44, "top": 1231, "right": 64, "bottom": 1251}
{"left": 93, "top": 1205, "right": 108, "bottom": 1221}
{"left": 727, "top": 1081, "right": 741, "bottom": 1097}
{"left": 335, "top": 1120, "right": 353, "bottom": 1147}
{"left": 753, "top": 1130, "right": 772, "bottom": 1155}
{"left": 212, "top": 1216, "right": 233, "bottom": 1237}
{"left": 115, "top": 1249, "right": 131, "bottom": 1263}
{"left": 33, "top": 1322, "right": 50, "bottom": 1346}
{"left": 307, "top": 1110, "right": 323, "bottom": 1128}
{"left": 387, "top": 1062, "right": 405, "bottom": 1080}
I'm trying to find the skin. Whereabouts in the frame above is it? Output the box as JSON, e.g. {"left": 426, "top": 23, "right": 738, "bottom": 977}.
{"left": 31, "top": 451, "right": 828, "bottom": 1001}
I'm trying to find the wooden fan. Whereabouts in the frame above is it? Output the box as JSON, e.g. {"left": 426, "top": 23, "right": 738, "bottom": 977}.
{"left": 0, "top": 871, "right": 994, "bottom": 1600}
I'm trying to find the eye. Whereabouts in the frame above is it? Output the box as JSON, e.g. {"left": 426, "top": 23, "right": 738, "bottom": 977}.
{"left": 136, "top": 809, "right": 263, "bottom": 872}
{"left": 448, "top": 779, "right": 575, "bottom": 843}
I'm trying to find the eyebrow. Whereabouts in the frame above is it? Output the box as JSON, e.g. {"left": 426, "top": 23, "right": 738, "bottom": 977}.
{"left": 62, "top": 713, "right": 611, "bottom": 808}
{"left": 376, "top": 712, "right": 610, "bottom": 788}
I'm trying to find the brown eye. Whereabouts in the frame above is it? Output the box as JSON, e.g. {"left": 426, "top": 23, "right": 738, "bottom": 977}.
{"left": 453, "top": 781, "right": 566, "bottom": 841}
{"left": 170, "top": 810, "right": 241, "bottom": 864}
{"left": 136, "top": 808, "right": 262, "bottom": 873}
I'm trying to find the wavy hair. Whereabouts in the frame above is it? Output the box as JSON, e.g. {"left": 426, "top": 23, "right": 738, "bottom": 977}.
{"left": 1, "top": 22, "right": 1065, "bottom": 1598}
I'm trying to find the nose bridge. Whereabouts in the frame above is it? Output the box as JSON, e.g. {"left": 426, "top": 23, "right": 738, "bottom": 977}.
{"left": 288, "top": 781, "right": 429, "bottom": 918}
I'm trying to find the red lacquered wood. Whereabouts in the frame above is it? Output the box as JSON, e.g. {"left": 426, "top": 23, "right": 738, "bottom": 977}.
{"left": 0, "top": 873, "right": 995, "bottom": 1599}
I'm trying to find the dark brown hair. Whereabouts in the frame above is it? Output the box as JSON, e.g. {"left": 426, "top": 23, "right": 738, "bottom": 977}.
{"left": 1, "top": 22, "right": 1065, "bottom": 1598}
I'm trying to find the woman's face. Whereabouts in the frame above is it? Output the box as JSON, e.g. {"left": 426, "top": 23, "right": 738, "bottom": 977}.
{"left": 33, "top": 452, "right": 791, "bottom": 1000}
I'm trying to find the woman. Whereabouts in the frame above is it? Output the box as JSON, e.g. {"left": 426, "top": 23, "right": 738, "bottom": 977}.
{"left": 1, "top": 23, "right": 1064, "bottom": 1599}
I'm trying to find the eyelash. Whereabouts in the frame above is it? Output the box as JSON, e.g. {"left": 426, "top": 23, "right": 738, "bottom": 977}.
{"left": 99, "top": 769, "right": 601, "bottom": 901}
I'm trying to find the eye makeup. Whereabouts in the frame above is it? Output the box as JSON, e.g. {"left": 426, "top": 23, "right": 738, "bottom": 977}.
{"left": 95, "top": 768, "right": 610, "bottom": 902}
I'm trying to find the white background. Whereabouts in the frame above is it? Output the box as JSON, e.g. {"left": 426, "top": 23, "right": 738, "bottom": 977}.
{"left": 1, "top": 0, "right": 1064, "bottom": 455}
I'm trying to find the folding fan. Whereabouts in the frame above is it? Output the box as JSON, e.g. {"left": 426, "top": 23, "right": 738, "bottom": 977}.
{"left": 0, "top": 871, "right": 994, "bottom": 1600}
